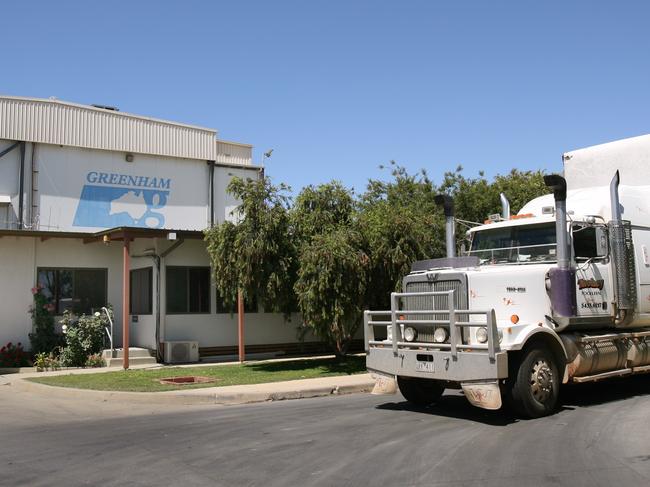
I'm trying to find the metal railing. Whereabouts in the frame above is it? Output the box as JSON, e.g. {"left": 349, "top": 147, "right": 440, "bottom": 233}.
{"left": 102, "top": 306, "right": 115, "bottom": 358}
{"left": 364, "top": 290, "right": 500, "bottom": 361}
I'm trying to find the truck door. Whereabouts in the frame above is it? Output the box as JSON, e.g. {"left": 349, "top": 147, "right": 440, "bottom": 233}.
{"left": 633, "top": 228, "right": 650, "bottom": 313}
{"left": 572, "top": 223, "right": 612, "bottom": 318}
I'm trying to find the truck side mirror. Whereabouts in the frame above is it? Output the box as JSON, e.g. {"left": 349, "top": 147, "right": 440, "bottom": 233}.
{"left": 572, "top": 223, "right": 608, "bottom": 260}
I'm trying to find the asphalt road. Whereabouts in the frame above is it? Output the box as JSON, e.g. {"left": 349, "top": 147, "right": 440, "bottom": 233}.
{"left": 2, "top": 375, "right": 650, "bottom": 487}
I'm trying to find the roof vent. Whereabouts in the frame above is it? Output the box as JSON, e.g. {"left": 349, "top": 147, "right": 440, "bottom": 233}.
{"left": 91, "top": 104, "right": 119, "bottom": 111}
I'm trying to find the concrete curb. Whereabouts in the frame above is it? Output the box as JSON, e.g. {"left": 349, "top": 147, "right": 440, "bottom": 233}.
{"left": 6, "top": 373, "right": 375, "bottom": 406}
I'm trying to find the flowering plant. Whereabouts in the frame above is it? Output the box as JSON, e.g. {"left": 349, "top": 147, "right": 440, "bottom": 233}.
{"left": 59, "top": 309, "right": 110, "bottom": 367}
{"left": 0, "top": 342, "right": 30, "bottom": 368}
{"left": 28, "top": 285, "right": 63, "bottom": 354}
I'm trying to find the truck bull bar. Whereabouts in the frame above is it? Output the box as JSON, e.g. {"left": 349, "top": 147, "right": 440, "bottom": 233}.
{"left": 364, "top": 290, "right": 500, "bottom": 361}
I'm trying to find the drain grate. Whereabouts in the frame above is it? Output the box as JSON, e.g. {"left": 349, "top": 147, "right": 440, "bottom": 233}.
{"left": 158, "top": 376, "right": 217, "bottom": 385}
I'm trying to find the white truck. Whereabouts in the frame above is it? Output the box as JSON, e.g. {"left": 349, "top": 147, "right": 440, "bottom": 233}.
{"left": 364, "top": 134, "right": 650, "bottom": 418}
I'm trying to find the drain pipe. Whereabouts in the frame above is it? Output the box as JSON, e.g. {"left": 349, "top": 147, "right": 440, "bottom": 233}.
{"left": 157, "top": 238, "right": 185, "bottom": 360}
{"left": 499, "top": 193, "right": 510, "bottom": 220}
{"left": 207, "top": 161, "right": 215, "bottom": 227}
{"left": 435, "top": 194, "right": 456, "bottom": 258}
{"left": 544, "top": 174, "right": 576, "bottom": 320}
{"left": 18, "top": 142, "right": 25, "bottom": 230}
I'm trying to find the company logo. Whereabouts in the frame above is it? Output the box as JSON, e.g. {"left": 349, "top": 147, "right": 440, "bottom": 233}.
{"left": 577, "top": 278, "right": 604, "bottom": 290}
{"left": 73, "top": 171, "right": 171, "bottom": 229}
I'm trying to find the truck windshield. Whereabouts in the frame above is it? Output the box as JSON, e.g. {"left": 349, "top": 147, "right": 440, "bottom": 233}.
{"left": 468, "top": 222, "right": 556, "bottom": 264}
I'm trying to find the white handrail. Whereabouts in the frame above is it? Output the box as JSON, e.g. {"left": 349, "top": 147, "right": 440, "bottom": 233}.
{"left": 102, "top": 306, "right": 114, "bottom": 358}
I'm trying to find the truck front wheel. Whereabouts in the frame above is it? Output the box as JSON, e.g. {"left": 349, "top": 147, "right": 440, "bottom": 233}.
{"left": 506, "top": 347, "right": 560, "bottom": 418}
{"left": 397, "top": 376, "right": 445, "bottom": 406}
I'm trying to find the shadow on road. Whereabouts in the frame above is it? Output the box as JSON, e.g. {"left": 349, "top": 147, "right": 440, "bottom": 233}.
{"left": 376, "top": 393, "right": 518, "bottom": 426}
{"left": 560, "top": 374, "right": 650, "bottom": 408}
{"left": 376, "top": 375, "right": 650, "bottom": 426}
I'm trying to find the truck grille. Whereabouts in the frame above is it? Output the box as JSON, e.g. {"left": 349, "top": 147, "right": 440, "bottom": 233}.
{"left": 404, "top": 280, "right": 467, "bottom": 312}
{"left": 403, "top": 279, "right": 468, "bottom": 342}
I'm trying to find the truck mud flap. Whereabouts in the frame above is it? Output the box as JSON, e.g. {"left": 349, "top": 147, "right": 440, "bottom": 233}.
{"left": 370, "top": 371, "right": 397, "bottom": 395}
{"left": 461, "top": 381, "right": 502, "bottom": 410}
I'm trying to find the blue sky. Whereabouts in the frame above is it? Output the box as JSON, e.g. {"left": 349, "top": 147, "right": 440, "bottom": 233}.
{"left": 2, "top": 1, "right": 649, "bottom": 195}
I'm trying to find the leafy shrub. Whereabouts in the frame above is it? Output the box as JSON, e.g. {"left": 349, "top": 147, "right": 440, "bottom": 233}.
{"left": 85, "top": 353, "right": 106, "bottom": 368}
{"left": 0, "top": 342, "right": 30, "bottom": 368}
{"left": 59, "top": 310, "right": 110, "bottom": 367}
{"left": 28, "top": 285, "right": 63, "bottom": 354}
{"left": 33, "top": 351, "right": 61, "bottom": 372}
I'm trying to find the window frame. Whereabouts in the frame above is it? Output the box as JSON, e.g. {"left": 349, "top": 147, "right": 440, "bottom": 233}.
{"left": 36, "top": 267, "right": 108, "bottom": 315}
{"left": 165, "top": 265, "right": 211, "bottom": 315}
{"left": 130, "top": 267, "right": 153, "bottom": 315}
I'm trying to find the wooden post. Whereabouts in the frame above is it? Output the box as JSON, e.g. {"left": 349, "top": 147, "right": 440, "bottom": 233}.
{"left": 238, "top": 290, "right": 245, "bottom": 362}
{"left": 122, "top": 234, "right": 130, "bottom": 370}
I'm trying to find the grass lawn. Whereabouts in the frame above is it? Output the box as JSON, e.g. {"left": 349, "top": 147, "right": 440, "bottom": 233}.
{"left": 27, "top": 355, "right": 366, "bottom": 392}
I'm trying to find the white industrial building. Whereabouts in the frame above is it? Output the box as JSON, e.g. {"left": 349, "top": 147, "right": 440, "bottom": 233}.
{"left": 0, "top": 95, "right": 316, "bottom": 362}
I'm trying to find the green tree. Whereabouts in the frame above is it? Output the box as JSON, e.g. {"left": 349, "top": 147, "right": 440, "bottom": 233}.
{"left": 359, "top": 162, "right": 445, "bottom": 309}
{"left": 292, "top": 181, "right": 355, "bottom": 241}
{"left": 204, "top": 176, "right": 297, "bottom": 316}
{"left": 439, "top": 166, "right": 548, "bottom": 224}
{"left": 294, "top": 228, "right": 369, "bottom": 356}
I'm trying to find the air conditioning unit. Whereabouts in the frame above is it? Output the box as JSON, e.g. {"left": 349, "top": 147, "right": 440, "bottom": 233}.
{"left": 164, "top": 341, "right": 199, "bottom": 364}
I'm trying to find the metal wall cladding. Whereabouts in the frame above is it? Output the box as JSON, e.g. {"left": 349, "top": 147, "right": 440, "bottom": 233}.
{"left": 215, "top": 140, "right": 253, "bottom": 166}
{"left": 0, "top": 96, "right": 252, "bottom": 164}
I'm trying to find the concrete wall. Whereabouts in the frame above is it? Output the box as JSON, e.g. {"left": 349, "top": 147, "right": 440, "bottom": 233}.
{"left": 162, "top": 240, "right": 314, "bottom": 347}
{"left": 0, "top": 237, "right": 36, "bottom": 346}
{"left": 0, "top": 235, "right": 314, "bottom": 351}
{"left": 0, "top": 140, "right": 309, "bottom": 352}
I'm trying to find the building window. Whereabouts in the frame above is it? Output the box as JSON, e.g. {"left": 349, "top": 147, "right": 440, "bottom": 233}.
{"left": 130, "top": 267, "right": 153, "bottom": 315}
{"left": 37, "top": 268, "right": 108, "bottom": 315}
{"left": 166, "top": 266, "right": 210, "bottom": 314}
{"left": 216, "top": 293, "right": 258, "bottom": 314}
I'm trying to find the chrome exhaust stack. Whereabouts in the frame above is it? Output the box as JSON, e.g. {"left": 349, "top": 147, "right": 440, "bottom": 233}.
{"left": 499, "top": 192, "right": 510, "bottom": 220}
{"left": 544, "top": 174, "right": 576, "bottom": 320}
{"left": 609, "top": 171, "right": 636, "bottom": 326}
{"left": 435, "top": 194, "right": 456, "bottom": 258}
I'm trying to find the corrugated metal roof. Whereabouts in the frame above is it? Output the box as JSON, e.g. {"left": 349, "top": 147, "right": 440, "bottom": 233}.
{"left": 0, "top": 95, "right": 252, "bottom": 164}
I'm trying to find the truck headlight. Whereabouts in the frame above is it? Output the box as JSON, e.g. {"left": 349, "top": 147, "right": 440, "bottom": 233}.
{"left": 476, "top": 327, "right": 488, "bottom": 343}
{"left": 433, "top": 327, "right": 448, "bottom": 343}
{"left": 403, "top": 326, "right": 417, "bottom": 342}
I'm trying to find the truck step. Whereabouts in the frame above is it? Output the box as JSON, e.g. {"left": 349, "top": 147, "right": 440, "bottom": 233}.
{"left": 572, "top": 368, "right": 632, "bottom": 383}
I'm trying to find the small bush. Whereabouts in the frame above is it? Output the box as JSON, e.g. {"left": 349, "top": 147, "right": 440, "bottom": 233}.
{"left": 85, "top": 353, "right": 106, "bottom": 368}
{"left": 59, "top": 310, "right": 110, "bottom": 367}
{"left": 0, "top": 342, "right": 30, "bottom": 368}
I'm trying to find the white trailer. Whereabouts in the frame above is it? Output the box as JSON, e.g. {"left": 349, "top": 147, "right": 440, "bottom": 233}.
{"left": 365, "top": 134, "right": 650, "bottom": 418}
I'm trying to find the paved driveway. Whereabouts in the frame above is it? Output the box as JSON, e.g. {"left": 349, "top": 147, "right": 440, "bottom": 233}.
{"left": 1, "top": 375, "right": 649, "bottom": 486}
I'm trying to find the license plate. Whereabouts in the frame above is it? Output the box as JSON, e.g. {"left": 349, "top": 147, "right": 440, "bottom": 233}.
{"left": 415, "top": 361, "right": 435, "bottom": 373}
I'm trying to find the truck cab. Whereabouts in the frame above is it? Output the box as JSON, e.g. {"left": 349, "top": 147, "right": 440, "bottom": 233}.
{"left": 365, "top": 147, "right": 650, "bottom": 417}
